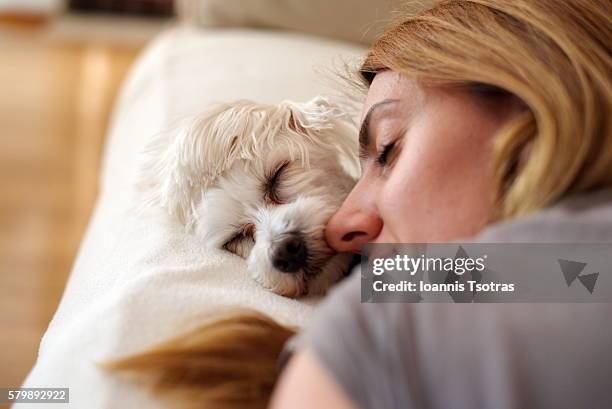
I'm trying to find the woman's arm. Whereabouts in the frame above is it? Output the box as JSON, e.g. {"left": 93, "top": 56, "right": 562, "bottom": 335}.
{"left": 270, "top": 349, "right": 359, "bottom": 409}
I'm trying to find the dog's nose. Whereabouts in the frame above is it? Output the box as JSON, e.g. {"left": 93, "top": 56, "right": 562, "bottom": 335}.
{"left": 272, "top": 234, "right": 307, "bottom": 273}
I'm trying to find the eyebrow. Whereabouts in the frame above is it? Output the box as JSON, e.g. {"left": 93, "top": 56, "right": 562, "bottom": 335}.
{"left": 358, "top": 99, "right": 399, "bottom": 153}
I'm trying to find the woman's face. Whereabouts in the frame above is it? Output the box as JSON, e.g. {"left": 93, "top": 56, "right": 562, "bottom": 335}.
{"left": 325, "top": 71, "right": 524, "bottom": 251}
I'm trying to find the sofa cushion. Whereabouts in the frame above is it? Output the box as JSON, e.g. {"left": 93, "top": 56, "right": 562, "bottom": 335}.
{"left": 176, "top": 0, "right": 438, "bottom": 44}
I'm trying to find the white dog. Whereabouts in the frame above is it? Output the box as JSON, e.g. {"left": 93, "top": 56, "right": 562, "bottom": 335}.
{"left": 139, "top": 96, "right": 359, "bottom": 297}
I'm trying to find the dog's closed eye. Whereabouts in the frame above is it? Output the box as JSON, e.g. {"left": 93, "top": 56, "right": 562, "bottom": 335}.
{"left": 263, "top": 161, "right": 289, "bottom": 205}
{"left": 223, "top": 223, "right": 256, "bottom": 256}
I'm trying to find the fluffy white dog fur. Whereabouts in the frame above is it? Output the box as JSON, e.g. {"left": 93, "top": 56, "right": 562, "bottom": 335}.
{"left": 139, "top": 96, "right": 359, "bottom": 297}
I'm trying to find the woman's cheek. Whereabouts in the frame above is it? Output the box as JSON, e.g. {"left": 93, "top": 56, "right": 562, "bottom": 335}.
{"left": 375, "top": 136, "right": 467, "bottom": 243}
{"left": 375, "top": 169, "right": 418, "bottom": 243}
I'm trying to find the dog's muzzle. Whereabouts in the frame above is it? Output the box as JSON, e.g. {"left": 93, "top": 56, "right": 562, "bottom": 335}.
{"left": 271, "top": 232, "right": 307, "bottom": 273}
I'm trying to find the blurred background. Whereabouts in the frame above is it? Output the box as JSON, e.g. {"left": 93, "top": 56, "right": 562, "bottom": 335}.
{"left": 0, "top": 0, "right": 173, "bottom": 392}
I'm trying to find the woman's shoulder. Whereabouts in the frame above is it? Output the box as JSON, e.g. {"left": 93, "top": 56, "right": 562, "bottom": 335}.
{"left": 476, "top": 189, "right": 612, "bottom": 243}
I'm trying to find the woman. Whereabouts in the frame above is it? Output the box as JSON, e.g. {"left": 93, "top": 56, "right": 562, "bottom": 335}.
{"left": 110, "top": 1, "right": 611, "bottom": 408}
{"left": 271, "top": 0, "right": 612, "bottom": 408}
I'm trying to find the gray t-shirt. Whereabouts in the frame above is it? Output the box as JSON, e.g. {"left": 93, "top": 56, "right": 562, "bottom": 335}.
{"left": 290, "top": 190, "right": 612, "bottom": 409}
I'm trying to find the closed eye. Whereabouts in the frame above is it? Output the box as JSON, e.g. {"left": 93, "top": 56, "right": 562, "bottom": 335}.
{"left": 222, "top": 223, "right": 255, "bottom": 254}
{"left": 377, "top": 141, "right": 395, "bottom": 167}
{"left": 263, "top": 161, "right": 289, "bottom": 204}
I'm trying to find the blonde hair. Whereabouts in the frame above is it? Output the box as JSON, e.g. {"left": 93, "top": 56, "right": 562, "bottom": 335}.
{"left": 104, "top": 311, "right": 295, "bottom": 409}
{"left": 362, "top": 0, "right": 612, "bottom": 218}
{"left": 107, "top": 1, "right": 611, "bottom": 408}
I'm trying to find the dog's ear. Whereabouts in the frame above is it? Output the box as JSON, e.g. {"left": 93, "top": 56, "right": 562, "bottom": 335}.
{"left": 287, "top": 111, "right": 308, "bottom": 135}
{"left": 283, "top": 95, "right": 357, "bottom": 133}
{"left": 283, "top": 96, "right": 360, "bottom": 177}
{"left": 138, "top": 102, "right": 269, "bottom": 227}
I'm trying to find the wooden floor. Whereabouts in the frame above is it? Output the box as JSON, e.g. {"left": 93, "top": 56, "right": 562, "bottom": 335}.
{"left": 0, "top": 20, "right": 143, "bottom": 392}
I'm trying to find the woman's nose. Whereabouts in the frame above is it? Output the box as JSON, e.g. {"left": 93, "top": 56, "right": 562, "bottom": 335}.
{"left": 325, "top": 196, "right": 383, "bottom": 253}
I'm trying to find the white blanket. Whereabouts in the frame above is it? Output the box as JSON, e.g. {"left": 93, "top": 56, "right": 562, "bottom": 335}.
{"left": 17, "top": 27, "right": 365, "bottom": 408}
